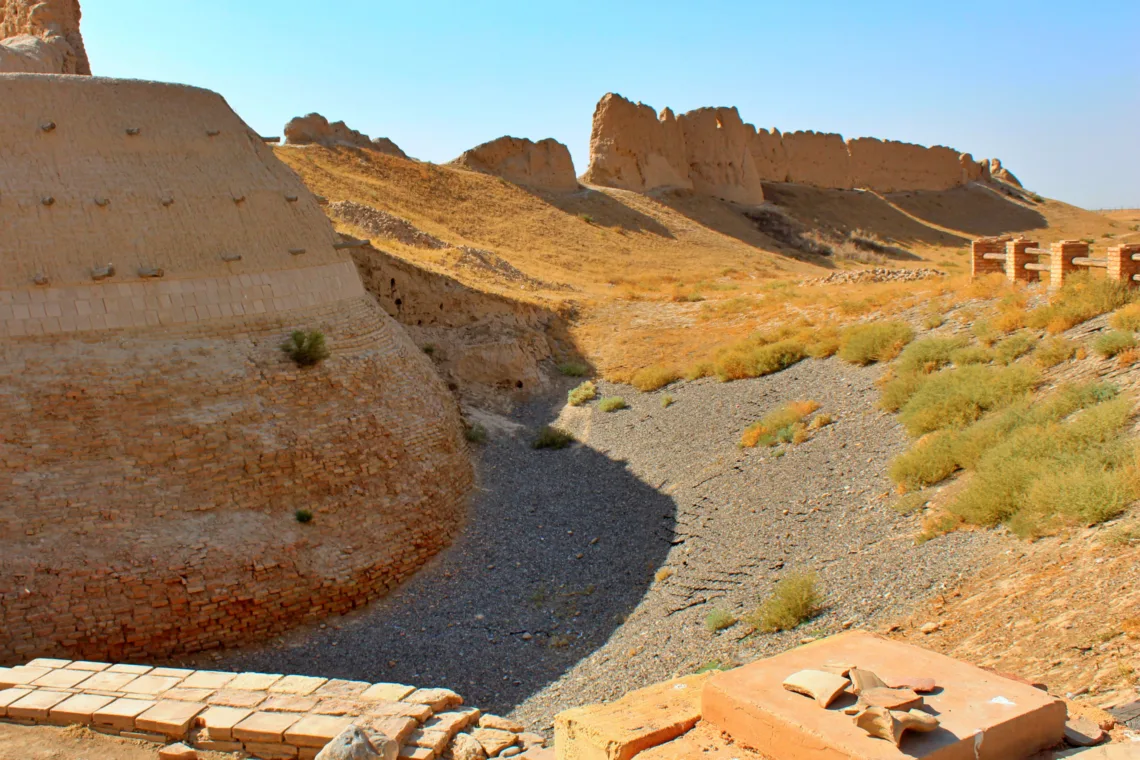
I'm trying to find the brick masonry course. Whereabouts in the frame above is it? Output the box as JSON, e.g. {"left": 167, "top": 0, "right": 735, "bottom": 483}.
{"left": 0, "top": 660, "right": 550, "bottom": 760}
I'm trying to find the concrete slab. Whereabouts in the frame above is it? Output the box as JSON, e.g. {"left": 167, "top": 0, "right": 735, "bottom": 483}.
{"left": 702, "top": 631, "right": 1066, "bottom": 760}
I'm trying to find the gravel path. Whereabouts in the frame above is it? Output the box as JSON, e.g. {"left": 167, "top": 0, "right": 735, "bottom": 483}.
{"left": 223, "top": 357, "right": 1004, "bottom": 734}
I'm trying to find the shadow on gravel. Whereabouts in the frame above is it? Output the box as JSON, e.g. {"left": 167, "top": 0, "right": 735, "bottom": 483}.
{"left": 221, "top": 395, "right": 677, "bottom": 717}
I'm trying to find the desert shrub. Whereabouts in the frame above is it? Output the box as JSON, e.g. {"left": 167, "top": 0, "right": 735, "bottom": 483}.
{"left": 579, "top": 213, "right": 594, "bottom": 224}
{"left": 838, "top": 322, "right": 915, "bottom": 366}
{"left": 281, "top": 330, "right": 330, "bottom": 367}
{"left": 808, "top": 413, "right": 833, "bottom": 430}
{"left": 654, "top": 567, "right": 674, "bottom": 582}
{"left": 740, "top": 400, "right": 821, "bottom": 448}
{"left": 1117, "top": 348, "right": 1140, "bottom": 368}
{"left": 422, "top": 344, "right": 436, "bottom": 356}
{"left": 1109, "top": 303, "right": 1140, "bottom": 331}
{"left": 294, "top": 509, "right": 313, "bottom": 524}
{"left": 748, "top": 572, "right": 822, "bottom": 633}
{"left": 895, "top": 336, "right": 969, "bottom": 375}
{"left": 806, "top": 335, "right": 841, "bottom": 358}
{"left": 878, "top": 371, "right": 927, "bottom": 413}
{"left": 631, "top": 365, "right": 680, "bottom": 391}
{"left": 791, "top": 424, "right": 810, "bottom": 444}
{"left": 715, "top": 339, "right": 806, "bottom": 381}
{"left": 889, "top": 431, "right": 961, "bottom": 490}
{"left": 685, "top": 361, "right": 715, "bottom": 381}
{"left": 947, "top": 394, "right": 1136, "bottom": 536}
{"left": 993, "top": 308, "right": 1027, "bottom": 334}
{"left": 994, "top": 332, "right": 1037, "bottom": 365}
{"left": 891, "top": 492, "right": 930, "bottom": 515}
{"left": 971, "top": 319, "right": 998, "bottom": 347}
{"left": 897, "top": 364, "right": 1038, "bottom": 436}
{"left": 1094, "top": 330, "right": 1137, "bottom": 358}
{"left": 1032, "top": 337, "right": 1078, "bottom": 368}
{"left": 950, "top": 345, "right": 994, "bottom": 366}
{"left": 922, "top": 312, "right": 946, "bottom": 329}
{"left": 1026, "top": 273, "right": 1136, "bottom": 334}
{"left": 661, "top": 395, "right": 675, "bottom": 408}
{"left": 558, "top": 361, "right": 589, "bottom": 377}
{"left": 533, "top": 426, "right": 574, "bottom": 449}
{"left": 568, "top": 381, "right": 597, "bottom": 406}
{"left": 464, "top": 423, "right": 487, "bottom": 443}
{"left": 705, "top": 608, "right": 737, "bottom": 632}
{"left": 598, "top": 396, "right": 628, "bottom": 412}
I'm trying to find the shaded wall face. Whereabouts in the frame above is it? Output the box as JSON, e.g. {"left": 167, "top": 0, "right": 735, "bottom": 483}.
{"left": 677, "top": 107, "right": 765, "bottom": 205}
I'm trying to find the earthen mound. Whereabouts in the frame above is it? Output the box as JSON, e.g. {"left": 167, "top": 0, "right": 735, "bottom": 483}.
{"left": 0, "top": 0, "right": 89, "bottom": 74}
{"left": 284, "top": 112, "right": 408, "bottom": 157}
{"left": 450, "top": 135, "right": 578, "bottom": 192}
{"left": 0, "top": 74, "right": 472, "bottom": 661}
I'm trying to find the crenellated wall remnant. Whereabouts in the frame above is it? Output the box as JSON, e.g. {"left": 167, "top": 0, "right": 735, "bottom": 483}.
{"left": 0, "top": 0, "right": 89, "bottom": 74}
{"left": 449, "top": 135, "right": 579, "bottom": 192}
{"left": 284, "top": 112, "right": 408, "bottom": 157}
{"left": 583, "top": 93, "right": 1009, "bottom": 201}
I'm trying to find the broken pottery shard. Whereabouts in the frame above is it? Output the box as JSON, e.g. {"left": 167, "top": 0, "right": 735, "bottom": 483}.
{"left": 782, "top": 670, "right": 850, "bottom": 708}
{"left": 821, "top": 661, "right": 856, "bottom": 677}
{"left": 1063, "top": 715, "right": 1108, "bottom": 747}
{"left": 853, "top": 706, "right": 940, "bottom": 746}
{"left": 848, "top": 668, "right": 888, "bottom": 695}
{"left": 859, "top": 687, "right": 923, "bottom": 711}
{"left": 887, "top": 676, "right": 937, "bottom": 693}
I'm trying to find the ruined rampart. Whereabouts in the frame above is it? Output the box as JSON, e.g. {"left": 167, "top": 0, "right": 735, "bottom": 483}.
{"left": 449, "top": 135, "right": 578, "bottom": 192}
{"left": 0, "top": 74, "right": 472, "bottom": 662}
{"left": 583, "top": 93, "right": 1005, "bottom": 200}
{"left": 0, "top": 0, "right": 88, "bottom": 74}
{"left": 283, "top": 112, "right": 408, "bottom": 157}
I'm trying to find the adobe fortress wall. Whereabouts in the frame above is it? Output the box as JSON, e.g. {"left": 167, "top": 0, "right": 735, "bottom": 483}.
{"left": 0, "top": 74, "right": 473, "bottom": 662}
{"left": 583, "top": 93, "right": 1002, "bottom": 201}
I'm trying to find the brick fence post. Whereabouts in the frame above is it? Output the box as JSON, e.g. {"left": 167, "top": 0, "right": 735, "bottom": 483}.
{"left": 971, "top": 237, "right": 1008, "bottom": 278}
{"left": 1005, "top": 239, "right": 1041, "bottom": 283}
{"left": 1049, "top": 240, "right": 1087, "bottom": 290}
{"left": 1106, "top": 244, "right": 1140, "bottom": 287}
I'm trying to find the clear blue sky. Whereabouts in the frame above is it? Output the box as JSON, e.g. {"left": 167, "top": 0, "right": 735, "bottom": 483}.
{"left": 84, "top": 1, "right": 1139, "bottom": 209}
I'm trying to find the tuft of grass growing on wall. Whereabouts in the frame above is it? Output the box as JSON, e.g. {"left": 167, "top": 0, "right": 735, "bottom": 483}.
{"left": 568, "top": 381, "right": 597, "bottom": 406}
{"left": 838, "top": 322, "right": 915, "bottom": 365}
{"left": 282, "top": 330, "right": 330, "bottom": 367}
{"left": 598, "top": 396, "right": 628, "bottom": 412}
{"left": 1026, "top": 273, "right": 1137, "bottom": 334}
{"left": 295, "top": 508, "right": 314, "bottom": 524}
{"left": 1094, "top": 331, "right": 1137, "bottom": 358}
{"left": 464, "top": 423, "right": 487, "bottom": 444}
{"left": 705, "top": 608, "right": 737, "bottom": 632}
{"left": 748, "top": 571, "right": 822, "bottom": 633}
{"left": 740, "top": 400, "right": 821, "bottom": 448}
{"left": 533, "top": 426, "right": 574, "bottom": 449}
{"left": 631, "top": 365, "right": 681, "bottom": 391}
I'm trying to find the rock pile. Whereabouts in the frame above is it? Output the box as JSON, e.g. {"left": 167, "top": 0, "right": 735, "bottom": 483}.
{"left": 800, "top": 268, "right": 946, "bottom": 286}
{"left": 449, "top": 136, "right": 578, "bottom": 192}
{"left": 284, "top": 113, "right": 408, "bottom": 157}
{"left": 329, "top": 200, "right": 448, "bottom": 249}
{"left": 583, "top": 92, "right": 1015, "bottom": 200}
{"left": 0, "top": 0, "right": 89, "bottom": 74}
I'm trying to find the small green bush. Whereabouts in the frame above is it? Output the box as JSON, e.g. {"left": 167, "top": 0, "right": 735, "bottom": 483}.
{"left": 897, "top": 364, "right": 1038, "bottom": 436}
{"left": 1032, "top": 337, "right": 1078, "bottom": 368}
{"left": 579, "top": 213, "right": 594, "bottom": 224}
{"left": 533, "top": 426, "right": 574, "bottom": 449}
{"left": 705, "top": 609, "right": 737, "bottom": 632}
{"left": 558, "top": 361, "right": 589, "bottom": 377}
{"left": 971, "top": 319, "right": 998, "bottom": 347}
{"left": 295, "top": 508, "right": 313, "bottom": 524}
{"left": 748, "top": 571, "right": 822, "bottom": 633}
{"left": 422, "top": 344, "right": 437, "bottom": 356}
{"left": 598, "top": 396, "right": 628, "bottom": 412}
{"left": 661, "top": 395, "right": 675, "bottom": 408}
{"left": 464, "top": 423, "right": 487, "bottom": 443}
{"left": 891, "top": 492, "right": 930, "bottom": 515}
{"left": 878, "top": 371, "right": 926, "bottom": 413}
{"left": 715, "top": 339, "right": 806, "bottom": 381}
{"left": 922, "top": 313, "right": 946, "bottom": 329}
{"left": 631, "top": 365, "right": 680, "bottom": 391}
{"left": 1110, "top": 303, "right": 1140, "bottom": 331}
{"left": 994, "top": 332, "right": 1037, "bottom": 365}
{"left": 282, "top": 330, "right": 330, "bottom": 367}
{"left": 1026, "top": 273, "right": 1136, "bottom": 334}
{"left": 895, "top": 336, "right": 969, "bottom": 375}
{"left": 839, "top": 322, "right": 915, "bottom": 366}
{"left": 568, "top": 381, "right": 597, "bottom": 406}
{"left": 740, "top": 400, "right": 820, "bottom": 448}
{"left": 1094, "top": 330, "right": 1137, "bottom": 358}
{"left": 950, "top": 345, "right": 994, "bottom": 366}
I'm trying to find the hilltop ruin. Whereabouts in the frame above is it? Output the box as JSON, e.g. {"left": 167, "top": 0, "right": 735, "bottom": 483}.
{"left": 0, "top": 0, "right": 89, "bottom": 74}
{"left": 449, "top": 135, "right": 579, "bottom": 192}
{"left": 284, "top": 112, "right": 408, "bottom": 157}
{"left": 583, "top": 92, "right": 1008, "bottom": 202}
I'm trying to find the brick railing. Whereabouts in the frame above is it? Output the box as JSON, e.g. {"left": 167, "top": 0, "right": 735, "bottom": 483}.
{"left": 971, "top": 237, "right": 1140, "bottom": 289}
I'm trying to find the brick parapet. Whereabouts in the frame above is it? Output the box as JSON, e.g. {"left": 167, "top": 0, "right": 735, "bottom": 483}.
{"left": 1049, "top": 240, "right": 1088, "bottom": 289}
{"left": 971, "top": 237, "right": 1008, "bottom": 278}
{"left": 1106, "top": 244, "right": 1140, "bottom": 287}
{"left": 1005, "top": 239, "right": 1041, "bottom": 284}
